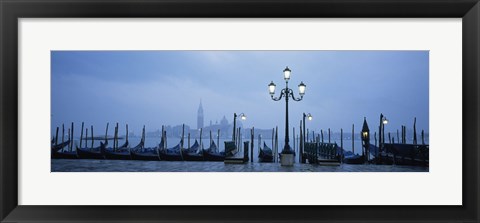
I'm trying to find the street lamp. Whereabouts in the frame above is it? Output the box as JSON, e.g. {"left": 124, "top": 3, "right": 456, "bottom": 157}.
{"left": 381, "top": 115, "right": 388, "bottom": 147}
{"left": 301, "top": 113, "right": 313, "bottom": 163}
{"left": 378, "top": 113, "right": 388, "bottom": 163}
{"left": 232, "top": 112, "right": 247, "bottom": 141}
{"left": 268, "top": 66, "right": 306, "bottom": 159}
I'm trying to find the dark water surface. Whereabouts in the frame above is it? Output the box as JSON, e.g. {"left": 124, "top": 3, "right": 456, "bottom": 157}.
{"left": 51, "top": 159, "right": 428, "bottom": 172}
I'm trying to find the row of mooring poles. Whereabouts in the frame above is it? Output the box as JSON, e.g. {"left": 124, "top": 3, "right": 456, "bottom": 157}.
{"left": 376, "top": 119, "right": 425, "bottom": 146}
{"left": 269, "top": 126, "right": 280, "bottom": 163}
{"left": 57, "top": 122, "right": 107, "bottom": 152}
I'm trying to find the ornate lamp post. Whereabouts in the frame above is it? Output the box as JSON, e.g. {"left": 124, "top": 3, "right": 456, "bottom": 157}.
{"left": 268, "top": 66, "right": 306, "bottom": 165}
{"left": 301, "top": 113, "right": 312, "bottom": 163}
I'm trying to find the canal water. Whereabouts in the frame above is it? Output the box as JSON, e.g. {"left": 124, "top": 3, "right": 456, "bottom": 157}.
{"left": 51, "top": 159, "right": 428, "bottom": 172}
{"left": 52, "top": 136, "right": 428, "bottom": 172}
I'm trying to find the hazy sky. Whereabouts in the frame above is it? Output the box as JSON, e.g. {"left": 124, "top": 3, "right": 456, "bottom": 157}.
{"left": 51, "top": 51, "right": 429, "bottom": 137}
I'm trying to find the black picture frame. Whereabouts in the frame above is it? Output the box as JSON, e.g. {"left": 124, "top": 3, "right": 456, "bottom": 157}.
{"left": 1, "top": 0, "right": 478, "bottom": 222}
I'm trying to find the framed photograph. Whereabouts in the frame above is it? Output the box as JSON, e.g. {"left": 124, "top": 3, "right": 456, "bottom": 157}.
{"left": 1, "top": 0, "right": 478, "bottom": 222}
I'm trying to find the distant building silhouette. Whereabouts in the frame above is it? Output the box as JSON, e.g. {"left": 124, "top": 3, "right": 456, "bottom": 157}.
{"left": 197, "top": 100, "right": 204, "bottom": 130}
{"left": 220, "top": 115, "right": 228, "bottom": 126}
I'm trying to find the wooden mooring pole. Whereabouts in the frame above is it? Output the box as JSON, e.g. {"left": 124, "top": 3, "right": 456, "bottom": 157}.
{"left": 341, "top": 128, "right": 343, "bottom": 163}
{"left": 320, "top": 130, "right": 323, "bottom": 143}
{"left": 300, "top": 120, "right": 304, "bottom": 163}
{"left": 104, "top": 123, "right": 109, "bottom": 144}
{"left": 114, "top": 123, "right": 118, "bottom": 151}
{"left": 413, "top": 117, "right": 417, "bottom": 145}
{"left": 62, "top": 124, "right": 65, "bottom": 144}
{"left": 199, "top": 128, "right": 203, "bottom": 150}
{"left": 90, "top": 126, "right": 94, "bottom": 149}
{"left": 181, "top": 124, "right": 184, "bottom": 148}
{"left": 55, "top": 127, "right": 59, "bottom": 146}
{"left": 401, "top": 126, "right": 404, "bottom": 144}
{"left": 164, "top": 127, "right": 167, "bottom": 148}
{"left": 397, "top": 129, "right": 400, "bottom": 144}
{"left": 352, "top": 124, "right": 354, "bottom": 154}
{"left": 70, "top": 122, "right": 74, "bottom": 151}
{"left": 67, "top": 128, "right": 71, "bottom": 152}
{"left": 126, "top": 124, "right": 129, "bottom": 143}
{"left": 161, "top": 125, "right": 164, "bottom": 148}
{"left": 80, "top": 122, "right": 84, "bottom": 149}
{"left": 299, "top": 121, "right": 303, "bottom": 163}
{"left": 340, "top": 128, "right": 343, "bottom": 150}
{"left": 328, "top": 128, "right": 331, "bottom": 144}
{"left": 85, "top": 128, "right": 88, "bottom": 147}
{"left": 209, "top": 129, "right": 212, "bottom": 148}
{"left": 421, "top": 130, "right": 425, "bottom": 145}
{"left": 272, "top": 128, "right": 274, "bottom": 152}
{"left": 250, "top": 127, "right": 254, "bottom": 163}
{"left": 180, "top": 124, "right": 184, "bottom": 159}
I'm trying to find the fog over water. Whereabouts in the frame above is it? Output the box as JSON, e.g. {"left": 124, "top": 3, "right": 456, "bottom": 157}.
{"left": 51, "top": 51, "right": 429, "bottom": 142}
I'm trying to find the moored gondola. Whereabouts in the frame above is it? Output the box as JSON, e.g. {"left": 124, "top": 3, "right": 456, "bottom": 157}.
{"left": 131, "top": 146, "right": 159, "bottom": 161}
{"left": 52, "top": 123, "right": 79, "bottom": 159}
{"left": 101, "top": 140, "right": 131, "bottom": 160}
{"left": 202, "top": 141, "right": 225, "bottom": 161}
{"left": 343, "top": 154, "right": 364, "bottom": 164}
{"left": 77, "top": 145, "right": 105, "bottom": 159}
{"left": 51, "top": 140, "right": 77, "bottom": 159}
{"left": 130, "top": 126, "right": 160, "bottom": 161}
{"left": 258, "top": 142, "right": 273, "bottom": 163}
{"left": 51, "top": 140, "right": 71, "bottom": 153}
{"left": 181, "top": 140, "right": 204, "bottom": 161}
{"left": 52, "top": 149, "right": 78, "bottom": 159}
{"left": 76, "top": 123, "right": 110, "bottom": 159}
{"left": 158, "top": 140, "right": 184, "bottom": 161}
{"left": 101, "top": 123, "right": 131, "bottom": 160}
{"left": 158, "top": 124, "right": 185, "bottom": 161}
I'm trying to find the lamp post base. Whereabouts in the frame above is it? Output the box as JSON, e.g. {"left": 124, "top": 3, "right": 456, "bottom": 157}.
{"left": 280, "top": 154, "right": 295, "bottom": 166}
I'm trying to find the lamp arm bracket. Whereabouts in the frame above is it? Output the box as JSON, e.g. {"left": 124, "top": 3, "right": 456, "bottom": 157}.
{"left": 270, "top": 89, "right": 286, "bottom": 101}
{"left": 290, "top": 89, "right": 304, "bottom": 101}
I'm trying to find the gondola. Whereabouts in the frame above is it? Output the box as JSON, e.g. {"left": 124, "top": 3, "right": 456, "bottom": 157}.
{"left": 101, "top": 140, "right": 131, "bottom": 160}
{"left": 51, "top": 140, "right": 71, "bottom": 153}
{"left": 76, "top": 143, "right": 106, "bottom": 159}
{"left": 51, "top": 140, "right": 78, "bottom": 159}
{"left": 129, "top": 125, "right": 160, "bottom": 161}
{"left": 382, "top": 143, "right": 429, "bottom": 166}
{"left": 130, "top": 146, "right": 159, "bottom": 161}
{"left": 130, "top": 138, "right": 159, "bottom": 161}
{"left": 343, "top": 154, "right": 365, "bottom": 164}
{"left": 258, "top": 142, "right": 273, "bottom": 163}
{"left": 52, "top": 150, "right": 78, "bottom": 159}
{"left": 75, "top": 122, "right": 110, "bottom": 159}
{"left": 202, "top": 141, "right": 225, "bottom": 161}
{"left": 158, "top": 140, "right": 184, "bottom": 161}
{"left": 181, "top": 140, "right": 204, "bottom": 161}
